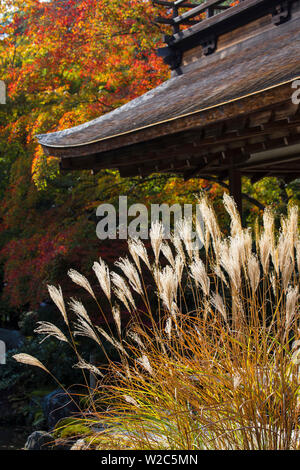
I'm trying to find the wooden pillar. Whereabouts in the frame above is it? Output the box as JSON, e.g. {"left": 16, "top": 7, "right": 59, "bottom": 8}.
{"left": 229, "top": 168, "right": 242, "bottom": 217}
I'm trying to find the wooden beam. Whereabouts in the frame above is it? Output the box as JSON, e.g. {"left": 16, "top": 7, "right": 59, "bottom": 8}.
{"left": 171, "top": 0, "right": 274, "bottom": 45}
{"left": 153, "top": 0, "right": 198, "bottom": 8}
{"left": 183, "top": 154, "right": 220, "bottom": 180}
{"left": 173, "top": 0, "right": 228, "bottom": 24}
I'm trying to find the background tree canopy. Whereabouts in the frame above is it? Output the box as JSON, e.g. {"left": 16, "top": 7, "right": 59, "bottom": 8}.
{"left": 0, "top": 0, "right": 299, "bottom": 323}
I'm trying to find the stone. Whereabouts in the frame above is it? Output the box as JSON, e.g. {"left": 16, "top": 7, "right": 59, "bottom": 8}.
{"left": 0, "top": 328, "right": 23, "bottom": 351}
{"left": 70, "top": 439, "right": 87, "bottom": 450}
{"left": 24, "top": 431, "right": 53, "bottom": 450}
{"left": 42, "top": 389, "right": 78, "bottom": 430}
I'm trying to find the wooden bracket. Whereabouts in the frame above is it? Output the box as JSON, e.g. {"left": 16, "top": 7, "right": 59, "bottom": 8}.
{"left": 201, "top": 35, "right": 217, "bottom": 56}
{"left": 272, "top": 1, "right": 291, "bottom": 25}
{"left": 157, "top": 46, "right": 183, "bottom": 70}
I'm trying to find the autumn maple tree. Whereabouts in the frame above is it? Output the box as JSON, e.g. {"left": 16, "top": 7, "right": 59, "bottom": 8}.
{"left": 0, "top": 0, "right": 298, "bottom": 319}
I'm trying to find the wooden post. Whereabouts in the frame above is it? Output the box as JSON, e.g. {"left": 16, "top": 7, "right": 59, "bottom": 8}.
{"left": 229, "top": 167, "right": 242, "bottom": 217}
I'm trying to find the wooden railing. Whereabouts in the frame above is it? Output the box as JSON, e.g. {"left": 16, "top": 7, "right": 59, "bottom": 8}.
{"left": 153, "top": 0, "right": 237, "bottom": 34}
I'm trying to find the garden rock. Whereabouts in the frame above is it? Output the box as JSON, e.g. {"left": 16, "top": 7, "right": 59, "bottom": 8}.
{"left": 70, "top": 439, "right": 87, "bottom": 450}
{"left": 0, "top": 328, "right": 23, "bottom": 350}
{"left": 42, "top": 389, "right": 78, "bottom": 429}
{"left": 24, "top": 431, "right": 53, "bottom": 450}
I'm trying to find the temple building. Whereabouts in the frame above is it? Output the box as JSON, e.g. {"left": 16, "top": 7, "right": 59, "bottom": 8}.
{"left": 37, "top": 0, "right": 300, "bottom": 214}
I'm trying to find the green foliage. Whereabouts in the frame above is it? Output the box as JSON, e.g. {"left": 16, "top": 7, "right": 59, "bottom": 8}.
{"left": 0, "top": 0, "right": 299, "bottom": 317}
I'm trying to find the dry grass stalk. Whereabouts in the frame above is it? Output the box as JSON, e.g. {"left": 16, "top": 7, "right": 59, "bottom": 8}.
{"left": 68, "top": 269, "right": 96, "bottom": 300}
{"left": 14, "top": 194, "right": 300, "bottom": 450}
{"left": 48, "top": 285, "right": 68, "bottom": 325}
{"left": 74, "top": 359, "right": 104, "bottom": 377}
{"left": 111, "top": 272, "right": 136, "bottom": 311}
{"left": 69, "top": 298, "right": 91, "bottom": 324}
{"left": 13, "top": 353, "right": 49, "bottom": 373}
{"left": 128, "top": 238, "right": 151, "bottom": 271}
{"left": 150, "top": 221, "right": 164, "bottom": 264}
{"left": 34, "top": 321, "right": 69, "bottom": 343}
{"left": 93, "top": 259, "right": 111, "bottom": 301}
{"left": 115, "top": 257, "right": 143, "bottom": 295}
{"left": 190, "top": 259, "right": 210, "bottom": 297}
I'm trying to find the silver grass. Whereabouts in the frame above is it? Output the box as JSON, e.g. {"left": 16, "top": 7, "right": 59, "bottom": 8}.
{"left": 213, "top": 265, "right": 228, "bottom": 287}
{"left": 263, "top": 208, "right": 275, "bottom": 251}
{"left": 112, "top": 305, "right": 121, "bottom": 336}
{"left": 123, "top": 395, "right": 140, "bottom": 407}
{"left": 282, "top": 259, "right": 293, "bottom": 292}
{"left": 230, "top": 231, "right": 251, "bottom": 269}
{"left": 291, "top": 339, "right": 300, "bottom": 365}
{"left": 223, "top": 193, "right": 242, "bottom": 237}
{"left": 271, "top": 245, "right": 280, "bottom": 276}
{"left": 259, "top": 232, "right": 271, "bottom": 275}
{"left": 247, "top": 254, "right": 260, "bottom": 293}
{"left": 34, "top": 321, "right": 68, "bottom": 343}
{"left": 73, "top": 317, "right": 101, "bottom": 345}
{"left": 198, "top": 197, "right": 222, "bottom": 258}
{"left": 210, "top": 292, "right": 227, "bottom": 322}
{"left": 264, "top": 209, "right": 277, "bottom": 274}
{"left": 150, "top": 221, "right": 164, "bottom": 264}
{"left": 13, "top": 354, "right": 49, "bottom": 373}
{"left": 113, "top": 287, "right": 131, "bottom": 312}
{"left": 157, "top": 265, "right": 179, "bottom": 312}
{"left": 190, "top": 259, "right": 210, "bottom": 297}
{"left": 128, "top": 239, "right": 141, "bottom": 273}
{"left": 153, "top": 265, "right": 162, "bottom": 291}
{"left": 47, "top": 285, "right": 68, "bottom": 326}
{"left": 278, "top": 231, "right": 293, "bottom": 274}
{"left": 233, "top": 372, "right": 242, "bottom": 390}
{"left": 176, "top": 218, "right": 194, "bottom": 260}
{"left": 296, "top": 239, "right": 300, "bottom": 274}
{"left": 92, "top": 259, "right": 111, "bottom": 301}
{"left": 270, "top": 273, "right": 277, "bottom": 296}
{"left": 136, "top": 355, "right": 153, "bottom": 375}
{"left": 291, "top": 349, "right": 300, "bottom": 366}
{"left": 161, "top": 242, "right": 175, "bottom": 268}
{"left": 292, "top": 339, "right": 300, "bottom": 352}
{"left": 128, "top": 238, "right": 151, "bottom": 271}
{"left": 242, "top": 229, "right": 253, "bottom": 264}
{"left": 73, "top": 359, "right": 104, "bottom": 377}
{"left": 127, "top": 331, "right": 145, "bottom": 350}
{"left": 286, "top": 205, "right": 299, "bottom": 247}
{"left": 165, "top": 317, "right": 172, "bottom": 339}
{"left": 175, "top": 254, "right": 184, "bottom": 283}
{"left": 68, "top": 269, "right": 96, "bottom": 300}
{"left": 96, "top": 326, "right": 127, "bottom": 356}
{"left": 115, "top": 257, "right": 143, "bottom": 295}
{"left": 69, "top": 298, "right": 91, "bottom": 324}
{"left": 111, "top": 272, "right": 136, "bottom": 310}
{"left": 172, "top": 234, "right": 186, "bottom": 263}
{"left": 285, "top": 286, "right": 299, "bottom": 332}
{"left": 220, "top": 239, "right": 241, "bottom": 292}
{"left": 171, "top": 301, "right": 180, "bottom": 322}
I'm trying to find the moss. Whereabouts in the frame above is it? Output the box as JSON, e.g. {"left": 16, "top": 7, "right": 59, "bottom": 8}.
{"left": 53, "top": 418, "right": 92, "bottom": 439}
{"left": 60, "top": 424, "right": 92, "bottom": 439}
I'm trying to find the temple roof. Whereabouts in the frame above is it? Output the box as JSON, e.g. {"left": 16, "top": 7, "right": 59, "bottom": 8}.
{"left": 37, "top": 9, "right": 300, "bottom": 154}
{"left": 36, "top": 0, "right": 300, "bottom": 184}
